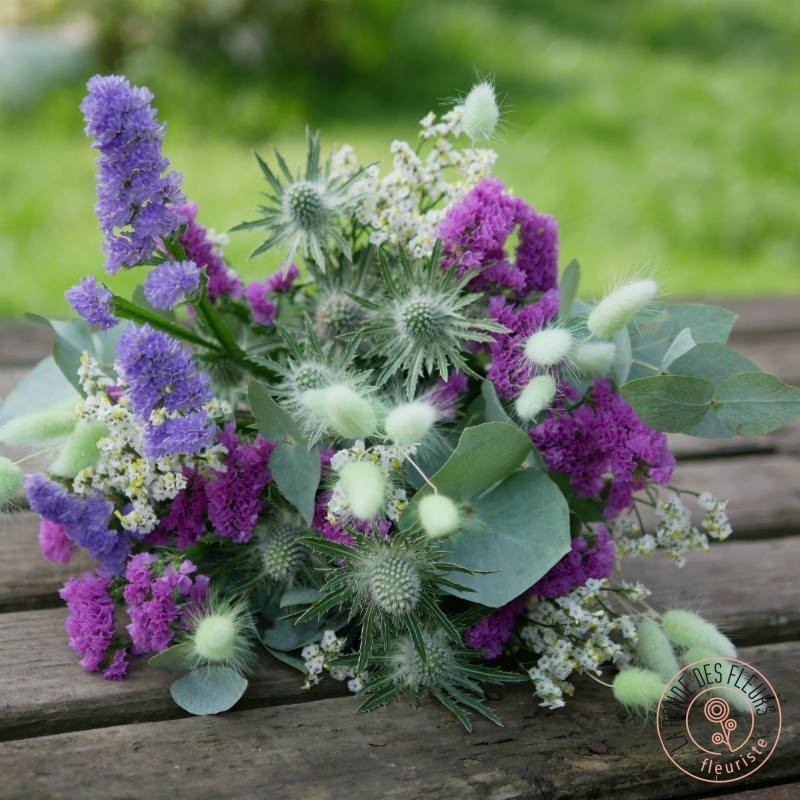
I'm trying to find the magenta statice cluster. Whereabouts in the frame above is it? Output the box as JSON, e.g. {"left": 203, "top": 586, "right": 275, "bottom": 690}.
{"left": 175, "top": 202, "right": 244, "bottom": 300}
{"left": 532, "top": 378, "right": 676, "bottom": 518}
{"left": 125, "top": 554, "right": 208, "bottom": 654}
{"left": 81, "top": 75, "right": 185, "bottom": 273}
{"left": 438, "top": 177, "right": 558, "bottom": 297}
{"left": 245, "top": 262, "right": 300, "bottom": 326}
{"left": 465, "top": 528, "right": 615, "bottom": 659}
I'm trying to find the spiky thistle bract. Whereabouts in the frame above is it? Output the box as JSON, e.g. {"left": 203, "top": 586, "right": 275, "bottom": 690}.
{"left": 233, "top": 129, "right": 371, "bottom": 272}
{"left": 348, "top": 243, "right": 507, "bottom": 397}
{"left": 352, "top": 629, "right": 525, "bottom": 731}
{"left": 298, "top": 528, "right": 473, "bottom": 674}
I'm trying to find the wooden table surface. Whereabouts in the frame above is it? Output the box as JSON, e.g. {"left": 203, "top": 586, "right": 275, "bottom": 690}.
{"left": 1, "top": 298, "right": 799, "bottom": 800}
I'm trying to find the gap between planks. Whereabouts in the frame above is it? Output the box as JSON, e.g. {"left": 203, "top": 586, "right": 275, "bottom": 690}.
{"left": 0, "top": 639, "right": 796, "bottom": 800}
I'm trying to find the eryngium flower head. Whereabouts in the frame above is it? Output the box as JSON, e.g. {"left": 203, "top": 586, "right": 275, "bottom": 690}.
{"left": 233, "top": 129, "right": 370, "bottom": 271}
{"left": 80, "top": 75, "right": 185, "bottom": 273}
{"left": 353, "top": 244, "right": 507, "bottom": 397}
{"left": 256, "top": 516, "right": 308, "bottom": 583}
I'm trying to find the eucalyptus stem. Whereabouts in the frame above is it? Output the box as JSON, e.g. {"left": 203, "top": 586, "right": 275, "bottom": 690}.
{"left": 631, "top": 358, "right": 662, "bottom": 373}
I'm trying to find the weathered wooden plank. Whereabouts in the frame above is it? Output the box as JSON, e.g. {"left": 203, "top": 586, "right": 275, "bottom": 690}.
{"left": 0, "top": 640, "right": 796, "bottom": 800}
{"left": 0, "top": 607, "right": 347, "bottom": 742}
{"left": 670, "top": 455, "right": 800, "bottom": 539}
{"left": 722, "top": 296, "right": 800, "bottom": 337}
{"left": 668, "top": 422, "right": 800, "bottom": 460}
{"left": 700, "top": 784, "right": 800, "bottom": 800}
{"left": 1, "top": 531, "right": 797, "bottom": 743}
{"left": 0, "top": 323, "right": 53, "bottom": 367}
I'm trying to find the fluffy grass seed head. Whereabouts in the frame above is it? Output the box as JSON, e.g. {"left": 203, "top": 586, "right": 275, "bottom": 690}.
{"left": 514, "top": 374, "right": 557, "bottom": 421}
{"left": 353, "top": 245, "right": 506, "bottom": 397}
{"left": 461, "top": 81, "right": 501, "bottom": 142}
{"left": 587, "top": 279, "right": 658, "bottom": 339}
{"left": 636, "top": 617, "right": 681, "bottom": 682}
{"left": 50, "top": 420, "right": 109, "bottom": 479}
{"left": 384, "top": 400, "right": 438, "bottom": 446}
{"left": 302, "top": 383, "right": 377, "bottom": 440}
{"left": 524, "top": 326, "right": 574, "bottom": 368}
{"left": 612, "top": 666, "right": 666, "bottom": 715}
{"left": 0, "top": 397, "right": 78, "bottom": 447}
{"left": 571, "top": 341, "right": 616, "bottom": 377}
{"left": 186, "top": 600, "right": 258, "bottom": 674}
{"left": 338, "top": 460, "right": 386, "bottom": 520}
{"left": 0, "top": 457, "right": 23, "bottom": 505}
{"left": 662, "top": 609, "right": 737, "bottom": 658}
{"left": 234, "top": 129, "right": 371, "bottom": 272}
{"left": 418, "top": 493, "right": 461, "bottom": 539}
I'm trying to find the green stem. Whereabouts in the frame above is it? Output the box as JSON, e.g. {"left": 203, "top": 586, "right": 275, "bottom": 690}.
{"left": 112, "top": 296, "right": 219, "bottom": 350}
{"left": 631, "top": 358, "right": 662, "bottom": 373}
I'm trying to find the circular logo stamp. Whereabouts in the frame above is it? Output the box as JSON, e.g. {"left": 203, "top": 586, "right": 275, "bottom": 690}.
{"left": 656, "top": 657, "right": 781, "bottom": 783}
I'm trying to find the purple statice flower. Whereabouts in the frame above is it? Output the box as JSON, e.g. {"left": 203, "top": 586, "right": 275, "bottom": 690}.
{"left": 26, "top": 473, "right": 131, "bottom": 573}
{"left": 143, "top": 410, "right": 217, "bottom": 459}
{"left": 531, "top": 379, "right": 676, "bottom": 518}
{"left": 423, "top": 372, "right": 470, "bottom": 419}
{"left": 143, "top": 260, "right": 200, "bottom": 309}
{"left": 59, "top": 571, "right": 117, "bottom": 672}
{"left": 116, "top": 324, "right": 212, "bottom": 420}
{"left": 80, "top": 75, "right": 185, "bottom": 273}
{"left": 486, "top": 289, "right": 559, "bottom": 399}
{"left": 244, "top": 282, "right": 278, "bottom": 326}
{"left": 38, "top": 518, "right": 76, "bottom": 564}
{"left": 465, "top": 595, "right": 527, "bottom": 661}
{"left": 529, "top": 527, "right": 616, "bottom": 598}
{"left": 102, "top": 648, "right": 129, "bottom": 680}
{"left": 150, "top": 470, "right": 209, "bottom": 549}
{"left": 65, "top": 276, "right": 118, "bottom": 330}
{"left": 125, "top": 557, "right": 208, "bottom": 654}
{"left": 206, "top": 424, "right": 275, "bottom": 543}
{"left": 174, "top": 202, "right": 243, "bottom": 300}
{"left": 264, "top": 262, "right": 300, "bottom": 293}
{"left": 438, "top": 178, "right": 559, "bottom": 297}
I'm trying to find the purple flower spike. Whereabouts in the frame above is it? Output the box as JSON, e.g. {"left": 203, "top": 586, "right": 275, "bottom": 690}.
{"left": 65, "top": 276, "right": 118, "bottom": 330}
{"left": 81, "top": 74, "right": 185, "bottom": 273}
{"left": 143, "top": 260, "right": 200, "bottom": 309}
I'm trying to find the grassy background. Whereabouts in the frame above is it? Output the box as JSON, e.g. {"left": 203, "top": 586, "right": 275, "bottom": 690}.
{"left": 1, "top": 0, "right": 799, "bottom": 318}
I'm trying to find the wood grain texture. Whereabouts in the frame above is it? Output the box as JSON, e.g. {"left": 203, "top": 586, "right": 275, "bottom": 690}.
{"left": 0, "top": 640, "right": 796, "bottom": 800}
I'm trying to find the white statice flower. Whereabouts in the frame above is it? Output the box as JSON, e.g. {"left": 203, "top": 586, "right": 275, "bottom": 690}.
{"left": 327, "top": 440, "right": 414, "bottom": 524}
{"left": 520, "top": 579, "right": 639, "bottom": 710}
{"left": 300, "top": 630, "right": 366, "bottom": 691}
{"left": 697, "top": 491, "right": 733, "bottom": 540}
{"left": 71, "top": 354, "right": 228, "bottom": 534}
{"left": 328, "top": 105, "right": 497, "bottom": 260}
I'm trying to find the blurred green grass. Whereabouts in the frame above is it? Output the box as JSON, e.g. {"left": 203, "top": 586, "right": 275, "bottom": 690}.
{"left": 2, "top": 0, "right": 799, "bottom": 318}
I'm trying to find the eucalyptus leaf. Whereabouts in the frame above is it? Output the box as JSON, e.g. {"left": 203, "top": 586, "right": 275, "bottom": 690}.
{"left": 629, "top": 304, "right": 737, "bottom": 379}
{"left": 442, "top": 469, "right": 571, "bottom": 607}
{"left": 620, "top": 375, "right": 714, "bottom": 432}
{"left": 280, "top": 587, "right": 323, "bottom": 608}
{"left": 411, "top": 422, "right": 532, "bottom": 506}
{"left": 668, "top": 342, "right": 758, "bottom": 386}
{"left": 26, "top": 315, "right": 95, "bottom": 395}
{"left": 480, "top": 381, "right": 515, "bottom": 426}
{"left": 148, "top": 642, "right": 195, "bottom": 670}
{"left": 170, "top": 666, "right": 248, "bottom": 715}
{"left": 269, "top": 441, "right": 321, "bottom": 524}
{"left": 260, "top": 617, "right": 328, "bottom": 651}
{"left": 557, "top": 259, "right": 580, "bottom": 320}
{"left": 659, "top": 328, "right": 696, "bottom": 370}
{"left": 248, "top": 380, "right": 303, "bottom": 443}
{"left": 0, "top": 356, "right": 77, "bottom": 426}
{"left": 713, "top": 372, "right": 800, "bottom": 437}
{"left": 263, "top": 644, "right": 308, "bottom": 674}
{"left": 610, "top": 328, "right": 632, "bottom": 384}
